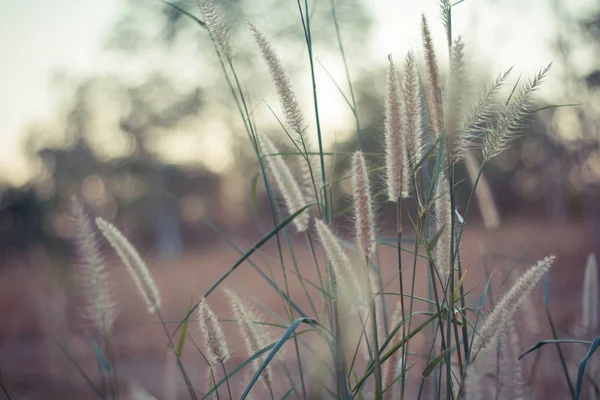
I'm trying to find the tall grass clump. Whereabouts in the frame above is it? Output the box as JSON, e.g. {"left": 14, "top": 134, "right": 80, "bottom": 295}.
{"left": 55, "top": 1, "right": 599, "bottom": 399}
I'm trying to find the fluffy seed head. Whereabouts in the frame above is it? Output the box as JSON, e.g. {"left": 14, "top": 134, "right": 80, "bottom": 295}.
{"left": 224, "top": 289, "right": 274, "bottom": 392}
{"left": 259, "top": 134, "right": 309, "bottom": 232}
{"left": 472, "top": 256, "right": 555, "bottom": 354}
{"left": 444, "top": 37, "right": 468, "bottom": 162}
{"left": 581, "top": 253, "right": 598, "bottom": 333}
{"left": 71, "top": 197, "right": 115, "bottom": 334}
{"left": 199, "top": 0, "right": 231, "bottom": 61}
{"left": 401, "top": 50, "right": 422, "bottom": 197}
{"left": 483, "top": 64, "right": 551, "bottom": 161}
{"left": 384, "top": 57, "right": 405, "bottom": 201}
{"left": 96, "top": 218, "right": 161, "bottom": 313}
{"left": 421, "top": 14, "right": 443, "bottom": 137}
{"left": 314, "top": 219, "right": 369, "bottom": 310}
{"left": 461, "top": 68, "right": 513, "bottom": 148}
{"left": 198, "top": 298, "right": 230, "bottom": 365}
{"left": 249, "top": 23, "right": 314, "bottom": 201}
{"left": 352, "top": 151, "right": 376, "bottom": 257}
{"left": 434, "top": 175, "right": 452, "bottom": 278}
{"left": 499, "top": 321, "right": 525, "bottom": 400}
{"left": 249, "top": 23, "right": 307, "bottom": 138}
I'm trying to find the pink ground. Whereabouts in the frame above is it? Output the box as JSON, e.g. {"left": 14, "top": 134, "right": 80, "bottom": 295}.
{"left": 0, "top": 216, "right": 595, "bottom": 399}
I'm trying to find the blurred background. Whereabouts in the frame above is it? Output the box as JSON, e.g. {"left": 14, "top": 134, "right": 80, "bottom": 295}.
{"left": 1, "top": 0, "right": 599, "bottom": 259}
{"left": 2, "top": 0, "right": 600, "bottom": 397}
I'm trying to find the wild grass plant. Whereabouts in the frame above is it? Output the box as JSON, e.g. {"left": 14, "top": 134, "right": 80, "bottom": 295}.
{"left": 56, "top": 0, "right": 600, "bottom": 399}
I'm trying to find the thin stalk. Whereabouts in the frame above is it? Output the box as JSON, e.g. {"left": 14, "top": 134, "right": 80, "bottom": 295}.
{"left": 449, "top": 166, "right": 464, "bottom": 380}
{"left": 545, "top": 306, "right": 576, "bottom": 398}
{"left": 370, "top": 256, "right": 383, "bottom": 399}
{"left": 328, "top": 0, "right": 362, "bottom": 149}
{"left": 396, "top": 199, "right": 408, "bottom": 400}
{"left": 157, "top": 310, "right": 198, "bottom": 400}
{"left": 296, "top": 0, "right": 328, "bottom": 223}
{"left": 211, "top": 368, "right": 222, "bottom": 400}
{"left": 220, "top": 361, "right": 233, "bottom": 400}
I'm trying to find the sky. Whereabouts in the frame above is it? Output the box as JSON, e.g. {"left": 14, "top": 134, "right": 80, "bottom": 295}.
{"left": 0, "top": 0, "right": 596, "bottom": 187}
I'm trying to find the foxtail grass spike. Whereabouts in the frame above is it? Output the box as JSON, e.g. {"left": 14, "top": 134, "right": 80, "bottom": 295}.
{"left": 249, "top": 23, "right": 314, "bottom": 201}
{"left": 258, "top": 134, "right": 309, "bottom": 232}
{"left": 225, "top": 289, "right": 275, "bottom": 392}
{"left": 462, "top": 67, "right": 513, "bottom": 148}
{"left": 499, "top": 321, "right": 525, "bottom": 400}
{"left": 445, "top": 37, "right": 468, "bottom": 162}
{"left": 71, "top": 197, "right": 115, "bottom": 334}
{"left": 435, "top": 174, "right": 452, "bottom": 278}
{"left": 384, "top": 56, "right": 405, "bottom": 201}
{"left": 472, "top": 256, "right": 555, "bottom": 354}
{"left": 314, "top": 219, "right": 368, "bottom": 310}
{"left": 96, "top": 218, "right": 161, "bottom": 313}
{"left": 483, "top": 64, "right": 552, "bottom": 161}
{"left": 352, "top": 151, "right": 376, "bottom": 257}
{"left": 199, "top": 0, "right": 232, "bottom": 61}
{"left": 402, "top": 50, "right": 422, "bottom": 197}
{"left": 421, "top": 14, "right": 443, "bottom": 137}
{"left": 198, "top": 298, "right": 231, "bottom": 366}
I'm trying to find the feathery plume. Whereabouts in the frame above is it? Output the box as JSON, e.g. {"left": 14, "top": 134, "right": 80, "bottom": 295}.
{"left": 461, "top": 68, "right": 513, "bottom": 146}
{"left": 472, "top": 256, "right": 555, "bottom": 354}
{"left": 421, "top": 14, "right": 443, "bottom": 137}
{"left": 581, "top": 253, "right": 598, "bottom": 333}
{"left": 96, "top": 218, "right": 161, "bottom": 313}
{"left": 314, "top": 219, "right": 369, "bottom": 310}
{"left": 249, "top": 23, "right": 314, "bottom": 201}
{"left": 225, "top": 289, "right": 275, "bottom": 392}
{"left": 464, "top": 364, "right": 482, "bottom": 400}
{"left": 483, "top": 64, "right": 552, "bottom": 161}
{"left": 384, "top": 57, "right": 405, "bottom": 201}
{"left": 444, "top": 37, "right": 468, "bottom": 162}
{"left": 198, "top": 0, "right": 231, "bottom": 61}
{"left": 402, "top": 50, "right": 422, "bottom": 197}
{"left": 198, "top": 298, "right": 231, "bottom": 366}
{"left": 499, "top": 321, "right": 525, "bottom": 400}
{"left": 434, "top": 174, "right": 452, "bottom": 278}
{"left": 71, "top": 197, "right": 115, "bottom": 334}
{"left": 439, "top": 0, "right": 452, "bottom": 48}
{"left": 259, "top": 134, "right": 309, "bottom": 232}
{"left": 352, "top": 151, "right": 376, "bottom": 257}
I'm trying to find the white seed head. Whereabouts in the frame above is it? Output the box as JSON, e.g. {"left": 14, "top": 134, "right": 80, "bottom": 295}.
{"left": 384, "top": 57, "right": 405, "bottom": 201}
{"left": 401, "top": 50, "right": 422, "bottom": 197}
{"left": 472, "top": 256, "right": 555, "bottom": 354}
{"left": 314, "top": 219, "right": 369, "bottom": 310}
{"left": 499, "top": 321, "right": 525, "bottom": 400}
{"left": 198, "top": 298, "right": 230, "bottom": 365}
{"left": 421, "top": 14, "right": 443, "bottom": 137}
{"left": 259, "top": 134, "right": 309, "bottom": 232}
{"left": 434, "top": 174, "right": 452, "bottom": 278}
{"left": 224, "top": 289, "right": 275, "bottom": 392}
{"left": 199, "top": 0, "right": 231, "bottom": 61}
{"left": 71, "top": 197, "right": 116, "bottom": 334}
{"left": 352, "top": 151, "right": 376, "bottom": 257}
{"left": 96, "top": 218, "right": 161, "bottom": 313}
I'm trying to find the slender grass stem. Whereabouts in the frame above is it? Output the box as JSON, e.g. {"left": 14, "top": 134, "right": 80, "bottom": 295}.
{"left": 220, "top": 361, "right": 233, "bottom": 400}
{"left": 156, "top": 309, "right": 197, "bottom": 400}
{"left": 545, "top": 306, "right": 576, "bottom": 398}
{"left": 396, "top": 198, "right": 408, "bottom": 400}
